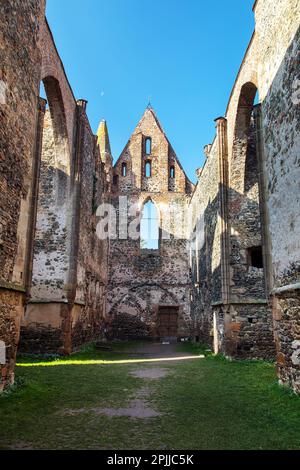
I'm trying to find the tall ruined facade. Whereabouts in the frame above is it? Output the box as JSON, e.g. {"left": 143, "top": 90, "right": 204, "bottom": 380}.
{"left": 107, "top": 108, "right": 193, "bottom": 339}
{"left": 0, "top": 0, "right": 299, "bottom": 395}
{"left": 0, "top": 1, "right": 110, "bottom": 388}
{"left": 189, "top": 0, "right": 300, "bottom": 392}
{"left": 0, "top": 0, "right": 46, "bottom": 389}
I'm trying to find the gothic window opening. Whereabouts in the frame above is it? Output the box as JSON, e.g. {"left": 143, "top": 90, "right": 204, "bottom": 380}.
{"left": 122, "top": 162, "right": 127, "bottom": 177}
{"left": 145, "top": 137, "right": 152, "bottom": 155}
{"left": 140, "top": 200, "right": 159, "bottom": 250}
{"left": 170, "top": 165, "right": 175, "bottom": 179}
{"left": 145, "top": 160, "right": 152, "bottom": 178}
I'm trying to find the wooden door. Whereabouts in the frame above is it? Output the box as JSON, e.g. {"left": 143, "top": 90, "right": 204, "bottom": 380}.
{"left": 158, "top": 307, "right": 179, "bottom": 339}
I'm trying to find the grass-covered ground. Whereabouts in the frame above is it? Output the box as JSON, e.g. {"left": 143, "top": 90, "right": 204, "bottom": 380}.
{"left": 0, "top": 342, "right": 299, "bottom": 450}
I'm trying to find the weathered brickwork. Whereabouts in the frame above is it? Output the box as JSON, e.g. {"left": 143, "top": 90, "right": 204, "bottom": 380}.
{"left": 189, "top": 0, "right": 299, "bottom": 390}
{"left": 71, "top": 109, "right": 110, "bottom": 350}
{"left": 0, "top": 0, "right": 46, "bottom": 389}
{"left": 1, "top": 5, "right": 109, "bottom": 365}
{"left": 108, "top": 108, "right": 193, "bottom": 339}
{"left": 189, "top": 141, "right": 221, "bottom": 347}
{"left": 255, "top": 0, "right": 300, "bottom": 390}
{"left": 20, "top": 97, "right": 110, "bottom": 354}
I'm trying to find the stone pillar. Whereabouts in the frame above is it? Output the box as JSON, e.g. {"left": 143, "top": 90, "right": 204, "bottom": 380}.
{"left": 215, "top": 117, "right": 230, "bottom": 304}
{"left": 67, "top": 99, "right": 87, "bottom": 305}
{"left": 63, "top": 100, "right": 87, "bottom": 354}
{"left": 253, "top": 104, "right": 274, "bottom": 296}
{"left": 214, "top": 117, "right": 231, "bottom": 354}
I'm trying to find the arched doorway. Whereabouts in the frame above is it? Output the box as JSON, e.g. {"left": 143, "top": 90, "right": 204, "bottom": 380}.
{"left": 227, "top": 82, "right": 275, "bottom": 358}
{"left": 229, "top": 83, "right": 267, "bottom": 299}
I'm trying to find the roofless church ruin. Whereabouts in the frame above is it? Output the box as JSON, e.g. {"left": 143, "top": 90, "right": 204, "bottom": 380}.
{"left": 0, "top": 0, "right": 299, "bottom": 394}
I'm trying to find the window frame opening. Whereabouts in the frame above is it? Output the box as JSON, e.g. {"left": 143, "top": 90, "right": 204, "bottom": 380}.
{"left": 145, "top": 160, "right": 152, "bottom": 178}
{"left": 145, "top": 137, "right": 152, "bottom": 155}
{"left": 170, "top": 165, "right": 175, "bottom": 179}
{"left": 121, "top": 162, "right": 127, "bottom": 177}
{"left": 140, "top": 199, "right": 160, "bottom": 251}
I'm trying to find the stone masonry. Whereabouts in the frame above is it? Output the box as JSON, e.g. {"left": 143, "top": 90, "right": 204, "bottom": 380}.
{"left": 1, "top": 2, "right": 110, "bottom": 385}
{"left": 189, "top": 0, "right": 300, "bottom": 392}
{"left": 0, "top": 0, "right": 46, "bottom": 389}
{"left": 107, "top": 108, "right": 194, "bottom": 340}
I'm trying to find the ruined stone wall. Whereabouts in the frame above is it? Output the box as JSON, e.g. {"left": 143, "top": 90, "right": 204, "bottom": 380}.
{"left": 189, "top": 141, "right": 222, "bottom": 347}
{"left": 189, "top": 0, "right": 299, "bottom": 383}
{"left": 30, "top": 109, "right": 71, "bottom": 302}
{"left": 71, "top": 112, "right": 109, "bottom": 349}
{"left": 229, "top": 113, "right": 266, "bottom": 301}
{"left": 19, "top": 15, "right": 78, "bottom": 355}
{"left": 28, "top": 17, "right": 77, "bottom": 306}
{"left": 254, "top": 0, "right": 300, "bottom": 392}
{"left": 0, "top": 0, "right": 46, "bottom": 389}
{"left": 242, "top": 0, "right": 300, "bottom": 386}
{"left": 40, "top": 20, "right": 77, "bottom": 150}
{"left": 19, "top": 19, "right": 109, "bottom": 356}
{"left": 108, "top": 108, "right": 193, "bottom": 339}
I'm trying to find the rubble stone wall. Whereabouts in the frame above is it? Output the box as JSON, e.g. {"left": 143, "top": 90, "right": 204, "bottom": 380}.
{"left": 0, "top": 0, "right": 46, "bottom": 389}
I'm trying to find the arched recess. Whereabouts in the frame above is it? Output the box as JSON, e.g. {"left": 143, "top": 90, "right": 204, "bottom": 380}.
{"left": 28, "top": 76, "right": 73, "bottom": 302}
{"left": 42, "top": 77, "right": 71, "bottom": 175}
{"left": 229, "top": 82, "right": 268, "bottom": 299}
{"left": 140, "top": 198, "right": 160, "bottom": 250}
{"left": 109, "top": 284, "right": 180, "bottom": 318}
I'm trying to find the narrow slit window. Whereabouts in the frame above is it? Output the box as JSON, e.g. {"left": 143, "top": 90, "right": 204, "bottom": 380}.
{"left": 145, "top": 138, "right": 152, "bottom": 155}
{"left": 247, "top": 246, "right": 263, "bottom": 269}
{"left": 122, "top": 162, "right": 127, "bottom": 177}
{"left": 170, "top": 165, "right": 175, "bottom": 179}
{"left": 145, "top": 161, "right": 152, "bottom": 178}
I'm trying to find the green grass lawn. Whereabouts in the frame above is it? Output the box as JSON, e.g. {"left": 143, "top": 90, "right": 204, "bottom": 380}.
{"left": 0, "top": 342, "right": 299, "bottom": 450}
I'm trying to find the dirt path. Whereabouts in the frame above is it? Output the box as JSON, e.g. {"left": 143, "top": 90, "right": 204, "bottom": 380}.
{"left": 60, "top": 343, "right": 202, "bottom": 421}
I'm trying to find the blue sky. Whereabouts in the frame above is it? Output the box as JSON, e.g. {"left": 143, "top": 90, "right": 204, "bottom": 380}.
{"left": 46, "top": 0, "right": 255, "bottom": 182}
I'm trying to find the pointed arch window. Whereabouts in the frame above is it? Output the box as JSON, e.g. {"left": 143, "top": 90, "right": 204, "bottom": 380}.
{"left": 145, "top": 138, "right": 152, "bottom": 155}
{"left": 140, "top": 200, "right": 159, "bottom": 250}
{"left": 170, "top": 165, "right": 175, "bottom": 179}
{"left": 122, "top": 162, "right": 127, "bottom": 177}
{"left": 145, "top": 160, "right": 152, "bottom": 178}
